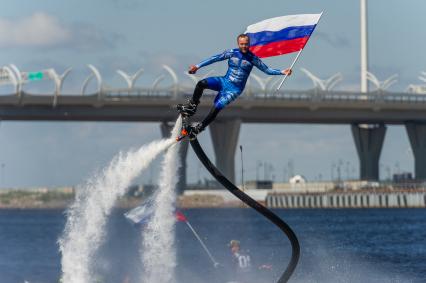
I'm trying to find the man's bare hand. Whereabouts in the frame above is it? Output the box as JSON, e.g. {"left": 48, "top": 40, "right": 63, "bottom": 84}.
{"left": 281, "top": 68, "right": 292, "bottom": 76}
{"left": 188, "top": 65, "right": 198, "bottom": 74}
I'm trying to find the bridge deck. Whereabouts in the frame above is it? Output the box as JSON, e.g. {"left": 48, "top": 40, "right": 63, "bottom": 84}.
{"left": 1, "top": 90, "right": 426, "bottom": 124}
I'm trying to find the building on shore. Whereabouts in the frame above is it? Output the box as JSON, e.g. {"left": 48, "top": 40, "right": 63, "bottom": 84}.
{"left": 180, "top": 180, "right": 426, "bottom": 208}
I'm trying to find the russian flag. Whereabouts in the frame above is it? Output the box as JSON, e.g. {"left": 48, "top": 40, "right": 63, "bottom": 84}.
{"left": 245, "top": 13, "right": 322, "bottom": 58}
{"left": 125, "top": 201, "right": 188, "bottom": 226}
{"left": 124, "top": 201, "right": 155, "bottom": 226}
{"left": 175, "top": 210, "right": 187, "bottom": 222}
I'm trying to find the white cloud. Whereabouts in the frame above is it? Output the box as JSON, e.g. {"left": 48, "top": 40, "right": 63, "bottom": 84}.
{"left": 0, "top": 12, "right": 71, "bottom": 47}
{"left": 0, "top": 12, "right": 122, "bottom": 50}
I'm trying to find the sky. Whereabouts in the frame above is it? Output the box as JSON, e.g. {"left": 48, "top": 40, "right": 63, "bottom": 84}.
{"left": 0, "top": 0, "right": 425, "bottom": 188}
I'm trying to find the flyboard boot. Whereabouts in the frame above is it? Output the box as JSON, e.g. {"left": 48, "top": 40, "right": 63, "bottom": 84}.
{"left": 176, "top": 100, "right": 204, "bottom": 141}
{"left": 176, "top": 99, "right": 197, "bottom": 117}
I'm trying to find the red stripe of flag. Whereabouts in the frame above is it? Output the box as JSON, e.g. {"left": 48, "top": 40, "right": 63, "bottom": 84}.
{"left": 250, "top": 37, "right": 309, "bottom": 58}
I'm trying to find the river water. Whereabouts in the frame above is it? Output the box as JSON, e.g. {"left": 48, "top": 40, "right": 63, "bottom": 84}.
{"left": 0, "top": 208, "right": 425, "bottom": 283}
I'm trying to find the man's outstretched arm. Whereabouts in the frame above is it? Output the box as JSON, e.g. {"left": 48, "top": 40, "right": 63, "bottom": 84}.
{"left": 189, "top": 50, "right": 233, "bottom": 74}
{"left": 252, "top": 56, "right": 292, "bottom": 76}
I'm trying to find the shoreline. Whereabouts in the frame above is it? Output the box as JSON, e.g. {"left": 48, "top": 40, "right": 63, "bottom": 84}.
{"left": 1, "top": 187, "right": 425, "bottom": 210}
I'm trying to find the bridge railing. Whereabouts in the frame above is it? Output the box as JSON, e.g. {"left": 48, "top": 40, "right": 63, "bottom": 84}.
{"left": 4, "top": 77, "right": 426, "bottom": 107}
{"left": 101, "top": 87, "right": 426, "bottom": 105}
{"left": 3, "top": 64, "right": 426, "bottom": 105}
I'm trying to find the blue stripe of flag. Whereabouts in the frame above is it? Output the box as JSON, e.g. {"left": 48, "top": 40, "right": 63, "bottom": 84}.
{"left": 247, "top": 25, "right": 316, "bottom": 46}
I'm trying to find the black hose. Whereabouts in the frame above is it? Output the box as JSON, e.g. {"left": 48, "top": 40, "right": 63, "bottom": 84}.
{"left": 190, "top": 138, "right": 300, "bottom": 283}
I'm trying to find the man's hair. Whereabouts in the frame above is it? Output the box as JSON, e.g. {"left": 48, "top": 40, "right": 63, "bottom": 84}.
{"left": 237, "top": 33, "right": 250, "bottom": 43}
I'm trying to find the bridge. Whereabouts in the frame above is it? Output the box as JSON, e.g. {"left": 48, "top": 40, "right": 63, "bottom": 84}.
{"left": 2, "top": 64, "right": 426, "bottom": 192}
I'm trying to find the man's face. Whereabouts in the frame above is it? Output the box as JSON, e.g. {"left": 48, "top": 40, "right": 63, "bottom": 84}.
{"left": 231, "top": 245, "right": 240, "bottom": 253}
{"left": 238, "top": 37, "right": 250, "bottom": 53}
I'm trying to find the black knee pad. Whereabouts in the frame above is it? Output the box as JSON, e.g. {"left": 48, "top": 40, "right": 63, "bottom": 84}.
{"left": 196, "top": 79, "right": 209, "bottom": 89}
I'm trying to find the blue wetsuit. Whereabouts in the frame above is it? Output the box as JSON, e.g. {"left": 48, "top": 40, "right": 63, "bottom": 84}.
{"left": 195, "top": 48, "right": 282, "bottom": 109}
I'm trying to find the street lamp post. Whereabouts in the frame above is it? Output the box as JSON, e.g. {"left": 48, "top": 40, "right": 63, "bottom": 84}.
{"left": 360, "top": 0, "right": 368, "bottom": 93}
{"left": 240, "top": 145, "right": 244, "bottom": 191}
{"left": 256, "top": 161, "right": 262, "bottom": 182}
{"left": 263, "top": 161, "right": 268, "bottom": 181}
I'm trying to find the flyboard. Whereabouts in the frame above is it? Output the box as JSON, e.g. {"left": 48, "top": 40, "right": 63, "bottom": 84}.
{"left": 176, "top": 115, "right": 300, "bottom": 283}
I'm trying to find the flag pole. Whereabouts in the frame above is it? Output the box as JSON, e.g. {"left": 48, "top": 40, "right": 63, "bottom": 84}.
{"left": 276, "top": 11, "right": 324, "bottom": 92}
{"left": 275, "top": 49, "right": 304, "bottom": 92}
{"left": 185, "top": 220, "right": 220, "bottom": 267}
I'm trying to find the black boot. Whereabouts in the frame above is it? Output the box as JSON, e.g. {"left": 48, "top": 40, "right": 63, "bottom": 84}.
{"left": 177, "top": 100, "right": 198, "bottom": 117}
{"left": 188, "top": 122, "right": 204, "bottom": 140}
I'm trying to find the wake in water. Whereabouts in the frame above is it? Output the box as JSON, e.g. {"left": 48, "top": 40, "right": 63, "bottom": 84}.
{"left": 142, "top": 117, "right": 182, "bottom": 283}
{"left": 59, "top": 136, "right": 175, "bottom": 283}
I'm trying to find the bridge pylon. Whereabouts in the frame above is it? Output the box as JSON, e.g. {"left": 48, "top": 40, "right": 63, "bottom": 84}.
{"left": 405, "top": 122, "right": 426, "bottom": 181}
{"left": 209, "top": 119, "right": 241, "bottom": 184}
{"left": 351, "top": 123, "right": 386, "bottom": 180}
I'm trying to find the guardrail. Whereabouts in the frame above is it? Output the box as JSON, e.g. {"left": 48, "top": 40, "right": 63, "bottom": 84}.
{"left": 102, "top": 88, "right": 426, "bottom": 104}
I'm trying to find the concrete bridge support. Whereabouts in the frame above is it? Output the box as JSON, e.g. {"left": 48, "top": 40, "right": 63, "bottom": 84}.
{"left": 160, "top": 121, "right": 189, "bottom": 194}
{"left": 405, "top": 122, "right": 426, "bottom": 180}
{"left": 351, "top": 124, "right": 386, "bottom": 180}
{"left": 209, "top": 119, "right": 241, "bottom": 183}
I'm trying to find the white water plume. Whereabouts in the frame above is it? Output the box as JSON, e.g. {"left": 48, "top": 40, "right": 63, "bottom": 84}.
{"left": 142, "top": 117, "right": 182, "bottom": 283}
{"left": 59, "top": 137, "right": 175, "bottom": 283}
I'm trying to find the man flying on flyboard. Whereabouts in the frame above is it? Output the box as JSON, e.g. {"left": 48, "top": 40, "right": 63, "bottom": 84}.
{"left": 176, "top": 15, "right": 322, "bottom": 283}
{"left": 176, "top": 33, "right": 292, "bottom": 141}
